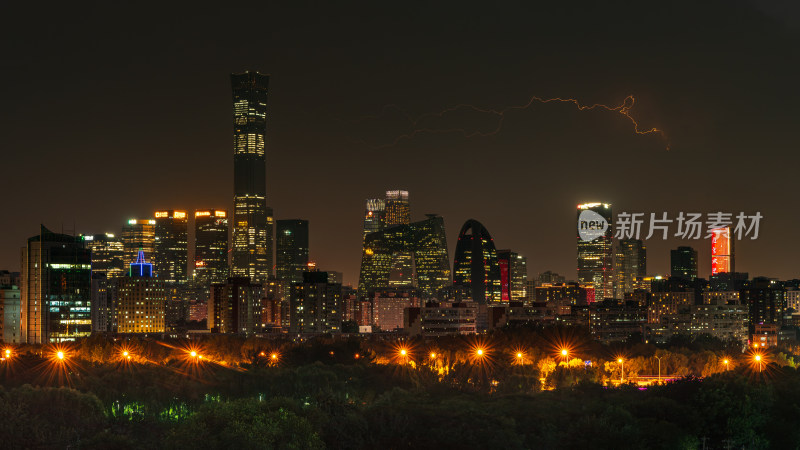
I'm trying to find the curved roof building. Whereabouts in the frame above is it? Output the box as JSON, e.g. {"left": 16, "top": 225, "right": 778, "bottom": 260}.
{"left": 453, "top": 220, "right": 501, "bottom": 304}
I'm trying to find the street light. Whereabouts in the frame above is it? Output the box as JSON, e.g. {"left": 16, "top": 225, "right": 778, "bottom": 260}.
{"left": 56, "top": 351, "right": 65, "bottom": 360}
{"left": 723, "top": 358, "right": 729, "bottom": 371}
{"left": 754, "top": 354, "right": 763, "bottom": 373}
{"left": 654, "top": 355, "right": 663, "bottom": 384}
{"left": 618, "top": 358, "right": 624, "bottom": 383}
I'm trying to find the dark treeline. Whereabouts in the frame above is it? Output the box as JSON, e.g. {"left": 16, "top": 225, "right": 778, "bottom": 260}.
{"left": 0, "top": 327, "right": 798, "bottom": 449}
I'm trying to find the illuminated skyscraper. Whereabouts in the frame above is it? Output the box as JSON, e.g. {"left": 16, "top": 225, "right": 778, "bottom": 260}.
{"left": 384, "top": 190, "right": 410, "bottom": 227}
{"left": 577, "top": 202, "right": 614, "bottom": 300}
{"left": 671, "top": 246, "right": 698, "bottom": 280}
{"left": 115, "top": 250, "right": 166, "bottom": 333}
{"left": 614, "top": 239, "right": 646, "bottom": 299}
{"left": 497, "top": 250, "right": 527, "bottom": 302}
{"left": 711, "top": 226, "right": 735, "bottom": 275}
{"left": 359, "top": 215, "right": 450, "bottom": 299}
{"left": 194, "top": 210, "right": 229, "bottom": 286}
{"left": 154, "top": 210, "right": 188, "bottom": 284}
{"left": 121, "top": 219, "right": 155, "bottom": 267}
{"left": 20, "top": 226, "right": 92, "bottom": 343}
{"left": 453, "top": 219, "right": 501, "bottom": 304}
{"left": 231, "top": 71, "right": 273, "bottom": 282}
{"left": 363, "top": 198, "right": 386, "bottom": 240}
{"left": 83, "top": 233, "right": 125, "bottom": 280}
{"left": 276, "top": 219, "right": 309, "bottom": 285}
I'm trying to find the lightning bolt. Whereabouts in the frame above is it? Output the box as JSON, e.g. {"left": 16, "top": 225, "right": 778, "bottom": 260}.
{"left": 360, "top": 95, "right": 669, "bottom": 150}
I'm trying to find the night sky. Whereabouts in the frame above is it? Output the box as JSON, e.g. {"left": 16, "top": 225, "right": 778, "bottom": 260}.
{"left": 2, "top": 1, "right": 799, "bottom": 285}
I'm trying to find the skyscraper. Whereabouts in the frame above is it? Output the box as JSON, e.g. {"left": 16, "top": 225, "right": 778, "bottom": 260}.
{"left": 742, "top": 277, "right": 784, "bottom": 336}
{"left": 671, "top": 246, "right": 698, "bottom": 280}
{"left": 121, "top": 219, "right": 155, "bottom": 266}
{"left": 384, "top": 190, "right": 410, "bottom": 227}
{"left": 115, "top": 250, "right": 166, "bottom": 333}
{"left": 496, "top": 250, "right": 528, "bottom": 302}
{"left": 363, "top": 198, "right": 386, "bottom": 241}
{"left": 614, "top": 239, "right": 646, "bottom": 299}
{"left": 577, "top": 202, "right": 614, "bottom": 300}
{"left": 154, "top": 210, "right": 188, "bottom": 284}
{"left": 359, "top": 215, "right": 450, "bottom": 300}
{"left": 83, "top": 233, "right": 125, "bottom": 280}
{"left": 20, "top": 226, "right": 92, "bottom": 343}
{"left": 452, "top": 219, "right": 501, "bottom": 304}
{"left": 289, "top": 270, "right": 342, "bottom": 334}
{"left": 208, "top": 277, "right": 264, "bottom": 334}
{"left": 711, "top": 226, "right": 735, "bottom": 275}
{"left": 231, "top": 71, "right": 273, "bottom": 282}
{"left": 276, "top": 219, "right": 310, "bottom": 285}
{"left": 194, "top": 210, "right": 229, "bottom": 286}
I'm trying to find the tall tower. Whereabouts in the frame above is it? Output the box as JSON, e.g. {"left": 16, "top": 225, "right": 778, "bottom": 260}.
{"left": 452, "top": 219, "right": 501, "bottom": 304}
{"left": 20, "top": 226, "right": 92, "bottom": 343}
{"left": 576, "top": 202, "right": 613, "bottom": 300}
{"left": 276, "top": 219, "right": 310, "bottom": 285}
{"left": 363, "top": 198, "right": 386, "bottom": 241}
{"left": 614, "top": 239, "right": 646, "bottom": 299}
{"left": 194, "top": 210, "right": 229, "bottom": 286}
{"left": 121, "top": 219, "right": 155, "bottom": 266}
{"left": 231, "top": 71, "right": 273, "bottom": 282}
{"left": 670, "top": 246, "right": 698, "bottom": 280}
{"left": 154, "top": 210, "right": 188, "bottom": 284}
{"left": 384, "top": 190, "right": 410, "bottom": 227}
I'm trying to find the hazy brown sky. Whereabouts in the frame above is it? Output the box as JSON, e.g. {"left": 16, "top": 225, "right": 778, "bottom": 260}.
{"left": 2, "top": 1, "right": 799, "bottom": 285}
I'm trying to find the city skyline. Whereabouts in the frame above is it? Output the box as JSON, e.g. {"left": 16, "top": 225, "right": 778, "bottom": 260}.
{"left": 3, "top": 1, "right": 800, "bottom": 285}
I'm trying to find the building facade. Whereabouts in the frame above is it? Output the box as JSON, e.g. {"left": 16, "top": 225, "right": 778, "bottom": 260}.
{"left": 115, "top": 251, "right": 166, "bottom": 334}
{"left": 670, "top": 246, "right": 698, "bottom": 281}
{"left": 154, "top": 210, "right": 188, "bottom": 284}
{"left": 577, "top": 203, "right": 614, "bottom": 300}
{"left": 83, "top": 233, "right": 125, "bottom": 280}
{"left": 121, "top": 219, "right": 155, "bottom": 266}
{"left": 275, "top": 219, "right": 309, "bottom": 285}
{"left": 452, "top": 219, "right": 501, "bottom": 304}
{"left": 20, "top": 226, "right": 92, "bottom": 343}
{"left": 614, "top": 239, "right": 646, "bottom": 299}
{"left": 194, "top": 210, "right": 229, "bottom": 286}
{"left": 208, "top": 277, "right": 264, "bottom": 334}
{"left": 289, "top": 271, "right": 342, "bottom": 334}
{"left": 231, "top": 71, "right": 273, "bottom": 282}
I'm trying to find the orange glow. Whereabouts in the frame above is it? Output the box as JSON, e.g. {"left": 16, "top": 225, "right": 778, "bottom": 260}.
{"left": 57, "top": 351, "right": 64, "bottom": 360}
{"left": 400, "top": 349, "right": 408, "bottom": 356}
{"left": 617, "top": 358, "right": 623, "bottom": 364}
{"left": 173, "top": 211, "right": 187, "bottom": 219}
{"left": 270, "top": 353, "right": 278, "bottom": 360}
{"left": 214, "top": 211, "right": 226, "bottom": 217}
{"left": 430, "top": 352, "right": 437, "bottom": 359}
{"left": 561, "top": 349, "right": 568, "bottom": 357}
{"left": 476, "top": 348, "right": 484, "bottom": 356}
{"left": 190, "top": 351, "right": 197, "bottom": 358}
{"left": 155, "top": 211, "right": 169, "bottom": 218}
{"left": 195, "top": 211, "right": 211, "bottom": 217}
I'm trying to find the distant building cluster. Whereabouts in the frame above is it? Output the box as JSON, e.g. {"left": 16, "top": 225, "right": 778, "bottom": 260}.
{"left": 4, "top": 73, "right": 798, "bottom": 350}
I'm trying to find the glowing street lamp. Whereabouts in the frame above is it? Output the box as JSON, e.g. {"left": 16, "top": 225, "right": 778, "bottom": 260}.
{"left": 618, "top": 358, "right": 625, "bottom": 383}
{"left": 754, "top": 354, "right": 763, "bottom": 373}
{"left": 57, "top": 351, "right": 65, "bottom": 361}
{"left": 723, "top": 358, "right": 729, "bottom": 371}
{"left": 270, "top": 353, "right": 278, "bottom": 361}
{"left": 476, "top": 348, "right": 484, "bottom": 357}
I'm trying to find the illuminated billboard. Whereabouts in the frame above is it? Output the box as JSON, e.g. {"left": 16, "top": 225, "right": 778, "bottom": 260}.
{"left": 711, "top": 227, "right": 732, "bottom": 275}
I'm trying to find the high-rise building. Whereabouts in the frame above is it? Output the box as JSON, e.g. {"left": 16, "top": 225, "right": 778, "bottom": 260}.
{"left": 83, "top": 233, "right": 125, "bottom": 280}
{"left": 275, "top": 220, "right": 309, "bottom": 285}
{"left": 614, "top": 239, "right": 646, "bottom": 299}
{"left": 742, "top": 277, "right": 785, "bottom": 336}
{"left": 194, "top": 210, "right": 229, "bottom": 286}
{"left": 496, "top": 250, "right": 527, "bottom": 302}
{"left": 363, "top": 199, "right": 386, "bottom": 241}
{"left": 121, "top": 219, "right": 155, "bottom": 266}
{"left": 384, "top": 190, "right": 410, "bottom": 227}
{"left": 90, "top": 273, "right": 113, "bottom": 332}
{"left": 115, "top": 250, "right": 166, "bottom": 334}
{"left": 231, "top": 71, "right": 273, "bottom": 282}
{"left": 0, "top": 283, "right": 20, "bottom": 344}
{"left": 671, "top": 246, "right": 698, "bottom": 280}
{"left": 577, "top": 203, "right": 614, "bottom": 300}
{"left": 208, "top": 277, "right": 264, "bottom": 334}
{"left": 453, "top": 219, "right": 501, "bottom": 304}
{"left": 154, "top": 210, "right": 188, "bottom": 284}
{"left": 289, "top": 271, "right": 342, "bottom": 334}
{"left": 711, "top": 227, "right": 735, "bottom": 275}
{"left": 371, "top": 287, "right": 421, "bottom": 331}
{"left": 359, "top": 215, "right": 450, "bottom": 300}
{"left": 20, "top": 226, "right": 92, "bottom": 343}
